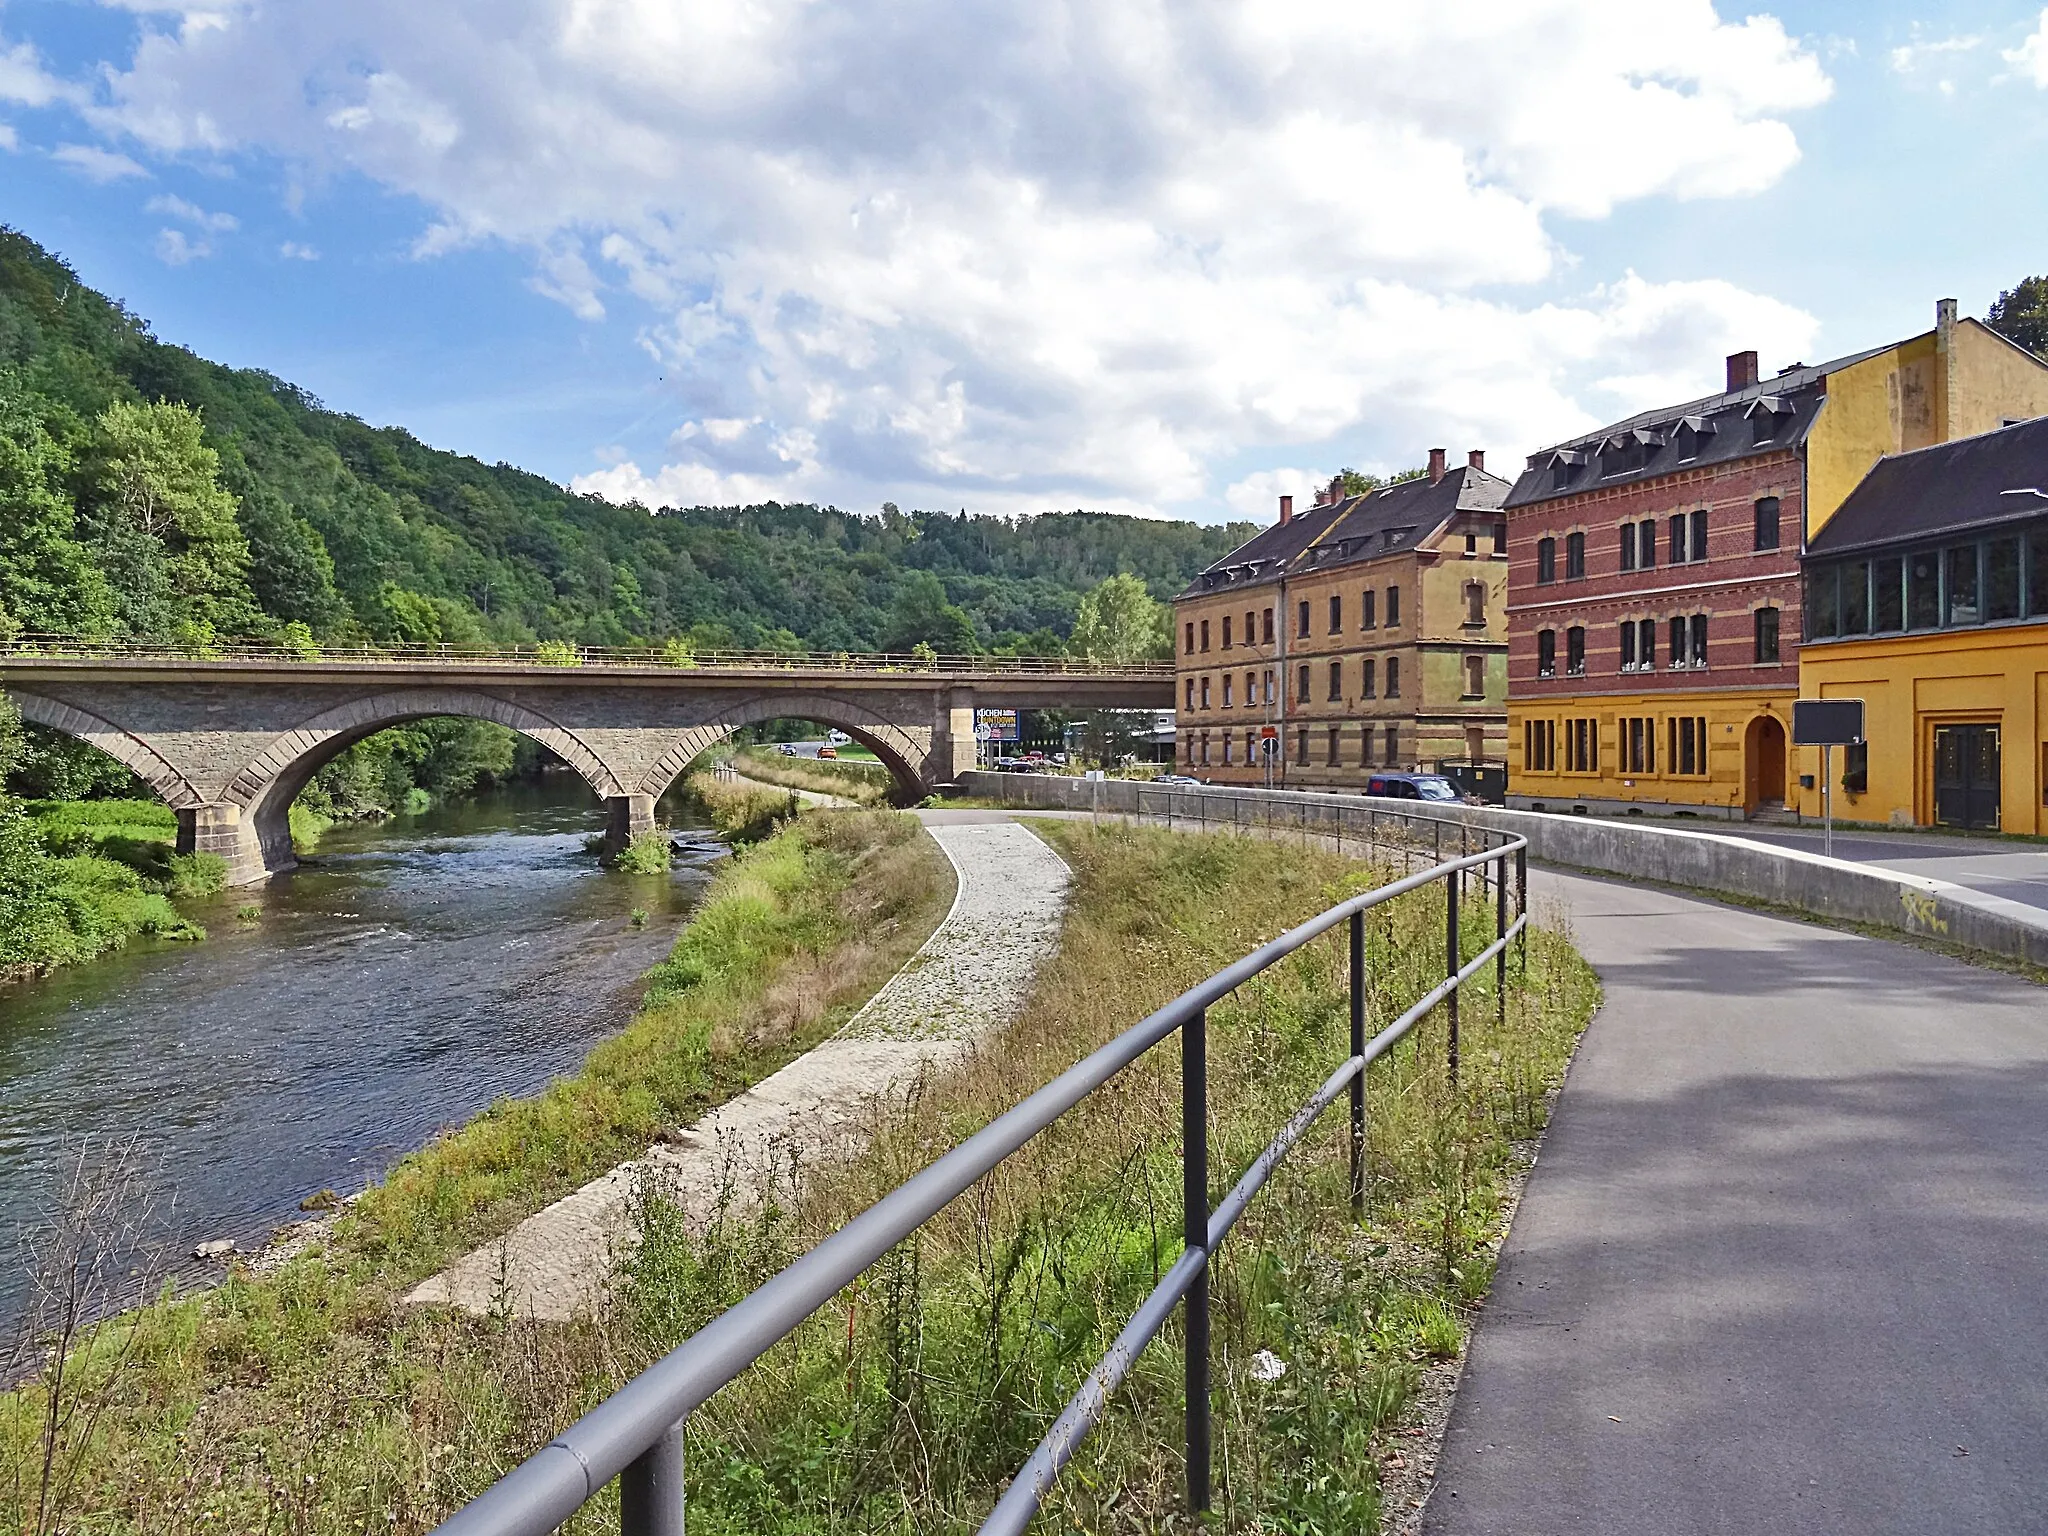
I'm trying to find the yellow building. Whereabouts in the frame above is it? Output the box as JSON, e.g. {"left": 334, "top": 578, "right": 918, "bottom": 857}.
{"left": 1174, "top": 451, "right": 1511, "bottom": 788}
{"left": 1797, "top": 415, "right": 2048, "bottom": 833}
{"left": 1505, "top": 300, "right": 2048, "bottom": 819}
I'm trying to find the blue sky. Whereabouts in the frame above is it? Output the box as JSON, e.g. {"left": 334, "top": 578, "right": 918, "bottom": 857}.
{"left": 2, "top": 0, "right": 2045, "bottom": 523}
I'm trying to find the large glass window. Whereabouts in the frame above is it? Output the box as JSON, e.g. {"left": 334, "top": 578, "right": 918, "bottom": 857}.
{"left": 1873, "top": 557, "right": 1903, "bottom": 631}
{"left": 1945, "top": 545, "right": 1981, "bottom": 626}
{"left": 1754, "top": 496, "right": 1781, "bottom": 551}
{"left": 1620, "top": 524, "right": 1638, "bottom": 571}
{"left": 1638, "top": 618, "right": 1656, "bottom": 668}
{"left": 1639, "top": 521, "right": 1658, "bottom": 570}
{"left": 1536, "top": 538, "right": 1556, "bottom": 585}
{"left": 1808, "top": 565, "right": 1840, "bottom": 639}
{"left": 1566, "top": 627, "right": 1586, "bottom": 676}
{"left": 1689, "top": 614, "right": 1709, "bottom": 666}
{"left": 1619, "top": 622, "right": 1637, "bottom": 669}
{"left": 1841, "top": 561, "right": 1871, "bottom": 635}
{"left": 1754, "top": 607, "right": 1781, "bottom": 664}
{"left": 1537, "top": 630, "right": 1556, "bottom": 677}
{"left": 1908, "top": 550, "right": 1941, "bottom": 630}
{"left": 1987, "top": 538, "right": 2022, "bottom": 622}
{"left": 1669, "top": 616, "right": 1688, "bottom": 667}
{"left": 2031, "top": 530, "right": 2048, "bottom": 617}
{"left": 1565, "top": 531, "right": 1586, "bottom": 579}
{"left": 1669, "top": 513, "right": 1688, "bottom": 564}
{"left": 1690, "top": 509, "right": 1709, "bottom": 562}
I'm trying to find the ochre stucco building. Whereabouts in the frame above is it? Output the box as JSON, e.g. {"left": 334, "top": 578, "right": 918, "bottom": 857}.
{"left": 1797, "top": 415, "right": 2048, "bottom": 834}
{"left": 1173, "top": 450, "right": 1510, "bottom": 788}
{"left": 1503, "top": 300, "right": 2048, "bottom": 817}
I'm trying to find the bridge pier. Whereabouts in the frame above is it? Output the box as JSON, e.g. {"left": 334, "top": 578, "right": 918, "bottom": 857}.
{"left": 605, "top": 793, "right": 657, "bottom": 857}
{"left": 177, "top": 802, "right": 284, "bottom": 887}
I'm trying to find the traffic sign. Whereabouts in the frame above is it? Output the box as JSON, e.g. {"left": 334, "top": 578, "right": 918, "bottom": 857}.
{"left": 1793, "top": 698, "right": 1863, "bottom": 746}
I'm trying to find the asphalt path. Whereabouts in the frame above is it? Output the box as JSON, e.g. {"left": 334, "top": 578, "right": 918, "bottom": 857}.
{"left": 1696, "top": 823, "right": 2048, "bottom": 915}
{"left": 1426, "top": 871, "right": 2048, "bottom": 1535}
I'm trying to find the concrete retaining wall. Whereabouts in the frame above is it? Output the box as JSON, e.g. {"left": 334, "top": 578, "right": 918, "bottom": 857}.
{"left": 956, "top": 771, "right": 2048, "bottom": 970}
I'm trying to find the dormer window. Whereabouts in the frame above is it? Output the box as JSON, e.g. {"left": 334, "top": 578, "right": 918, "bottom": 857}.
{"left": 1747, "top": 396, "right": 1790, "bottom": 445}
{"left": 1672, "top": 414, "right": 1716, "bottom": 463}
{"left": 1603, "top": 437, "right": 1645, "bottom": 476}
{"left": 1543, "top": 448, "right": 1585, "bottom": 490}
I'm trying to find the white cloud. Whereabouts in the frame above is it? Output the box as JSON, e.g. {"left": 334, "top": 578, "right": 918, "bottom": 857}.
{"left": 89, "top": 0, "right": 1834, "bottom": 517}
{"left": 278, "top": 239, "right": 319, "bottom": 260}
{"left": 153, "top": 226, "right": 210, "bottom": 263}
{"left": 2007, "top": 9, "right": 2048, "bottom": 86}
{"left": 0, "top": 123, "right": 17, "bottom": 152}
{"left": 147, "top": 192, "right": 237, "bottom": 230}
{"left": 0, "top": 38, "right": 75, "bottom": 107}
{"left": 1889, "top": 34, "right": 1982, "bottom": 73}
{"left": 52, "top": 141, "right": 148, "bottom": 182}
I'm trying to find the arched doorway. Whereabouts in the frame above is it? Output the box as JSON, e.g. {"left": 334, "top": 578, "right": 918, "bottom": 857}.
{"left": 1745, "top": 714, "right": 1787, "bottom": 815}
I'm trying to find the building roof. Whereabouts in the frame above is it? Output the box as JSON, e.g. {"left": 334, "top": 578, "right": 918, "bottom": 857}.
{"left": 1503, "top": 338, "right": 1908, "bottom": 510}
{"left": 1805, "top": 414, "right": 2048, "bottom": 557}
{"left": 1180, "top": 465, "right": 1509, "bottom": 599}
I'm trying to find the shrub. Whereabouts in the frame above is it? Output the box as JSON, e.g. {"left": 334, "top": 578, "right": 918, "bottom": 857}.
{"left": 532, "top": 639, "right": 582, "bottom": 666}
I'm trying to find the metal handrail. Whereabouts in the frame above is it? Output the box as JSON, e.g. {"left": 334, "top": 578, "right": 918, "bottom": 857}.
{"left": 430, "top": 825, "right": 1530, "bottom": 1536}
{"left": 0, "top": 633, "right": 1172, "bottom": 679}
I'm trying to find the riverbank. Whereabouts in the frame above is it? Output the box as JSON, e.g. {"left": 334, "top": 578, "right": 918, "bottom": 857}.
{"left": 0, "top": 805, "right": 957, "bottom": 1532}
{"left": 727, "top": 745, "right": 894, "bottom": 804}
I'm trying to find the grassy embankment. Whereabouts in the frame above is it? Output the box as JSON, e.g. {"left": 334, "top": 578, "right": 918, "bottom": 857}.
{"left": 0, "top": 799, "right": 225, "bottom": 980}
{"left": 727, "top": 745, "right": 895, "bottom": 805}
{"left": 1, "top": 807, "right": 956, "bottom": 1533}
{"left": 4, "top": 818, "right": 1597, "bottom": 1534}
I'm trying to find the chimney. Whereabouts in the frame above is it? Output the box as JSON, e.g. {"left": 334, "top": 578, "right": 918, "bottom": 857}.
{"left": 1467, "top": 449, "right": 1485, "bottom": 473}
{"left": 1726, "top": 350, "right": 1759, "bottom": 393}
{"left": 1278, "top": 493, "right": 1293, "bottom": 524}
{"left": 1427, "top": 447, "right": 1447, "bottom": 484}
{"left": 1937, "top": 296, "right": 1958, "bottom": 337}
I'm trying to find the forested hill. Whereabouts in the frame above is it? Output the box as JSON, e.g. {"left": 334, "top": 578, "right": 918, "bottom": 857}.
{"left": 0, "top": 226, "right": 1259, "bottom": 655}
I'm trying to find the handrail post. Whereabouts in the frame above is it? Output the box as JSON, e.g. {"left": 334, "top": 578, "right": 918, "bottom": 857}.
{"left": 1515, "top": 843, "right": 1529, "bottom": 970}
{"left": 1495, "top": 849, "right": 1508, "bottom": 1029}
{"left": 1349, "top": 912, "right": 1366, "bottom": 1214}
{"left": 620, "top": 1418, "right": 686, "bottom": 1536}
{"left": 1183, "top": 1008, "right": 1211, "bottom": 1516}
{"left": 1446, "top": 871, "right": 1460, "bottom": 1085}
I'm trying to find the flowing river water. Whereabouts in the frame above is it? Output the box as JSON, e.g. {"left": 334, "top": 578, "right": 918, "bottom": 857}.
{"left": 0, "top": 774, "right": 723, "bottom": 1334}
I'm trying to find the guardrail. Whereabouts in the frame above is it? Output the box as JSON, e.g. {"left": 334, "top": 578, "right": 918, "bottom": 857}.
{"left": 429, "top": 820, "right": 1530, "bottom": 1536}
{"left": 0, "top": 633, "right": 1171, "bottom": 678}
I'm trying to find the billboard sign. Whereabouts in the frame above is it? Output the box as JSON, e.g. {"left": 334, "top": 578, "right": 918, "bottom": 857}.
{"left": 1792, "top": 699, "right": 1864, "bottom": 746}
{"left": 975, "top": 708, "right": 1020, "bottom": 743}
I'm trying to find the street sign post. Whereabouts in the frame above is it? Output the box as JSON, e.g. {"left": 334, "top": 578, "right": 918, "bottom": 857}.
{"left": 1792, "top": 699, "right": 1865, "bottom": 860}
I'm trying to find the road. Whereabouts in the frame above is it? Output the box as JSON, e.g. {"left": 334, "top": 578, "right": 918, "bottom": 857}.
{"left": 1427, "top": 871, "right": 2048, "bottom": 1535}
{"left": 1689, "top": 823, "right": 2048, "bottom": 915}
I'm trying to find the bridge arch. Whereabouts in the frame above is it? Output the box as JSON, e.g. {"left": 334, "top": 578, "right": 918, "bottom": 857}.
{"left": 634, "top": 692, "right": 930, "bottom": 803}
{"left": 7, "top": 689, "right": 203, "bottom": 809}
{"left": 225, "top": 688, "right": 626, "bottom": 879}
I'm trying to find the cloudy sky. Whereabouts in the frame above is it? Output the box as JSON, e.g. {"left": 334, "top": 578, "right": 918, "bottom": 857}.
{"left": 4, "top": 0, "right": 2047, "bottom": 522}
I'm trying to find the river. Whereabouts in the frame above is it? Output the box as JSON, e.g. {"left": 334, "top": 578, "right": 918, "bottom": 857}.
{"left": 0, "top": 774, "right": 722, "bottom": 1334}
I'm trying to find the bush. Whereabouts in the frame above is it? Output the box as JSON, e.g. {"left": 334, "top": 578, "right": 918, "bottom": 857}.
{"left": 532, "top": 639, "right": 582, "bottom": 666}
{"left": 689, "top": 773, "right": 801, "bottom": 842}
{"left": 612, "top": 830, "right": 673, "bottom": 874}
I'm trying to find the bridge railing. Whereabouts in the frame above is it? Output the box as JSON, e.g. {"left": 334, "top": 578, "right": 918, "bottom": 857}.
{"left": 427, "top": 821, "right": 1530, "bottom": 1536}
{"left": 0, "top": 633, "right": 1172, "bottom": 679}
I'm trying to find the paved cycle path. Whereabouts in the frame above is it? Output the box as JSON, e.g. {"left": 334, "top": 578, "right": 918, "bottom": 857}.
{"left": 1427, "top": 871, "right": 2048, "bottom": 1536}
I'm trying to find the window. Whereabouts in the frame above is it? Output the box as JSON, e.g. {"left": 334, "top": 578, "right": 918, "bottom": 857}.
{"left": 1844, "top": 741, "right": 1869, "bottom": 795}
{"left": 1603, "top": 437, "right": 1645, "bottom": 476}
{"left": 1754, "top": 606, "right": 1780, "bottom": 664}
{"left": 1223, "top": 734, "right": 1233, "bottom": 764}
{"left": 1565, "top": 626, "right": 1586, "bottom": 676}
{"left": 1262, "top": 607, "right": 1275, "bottom": 643}
{"left": 1262, "top": 668, "right": 1274, "bottom": 704}
{"left": 1385, "top": 724, "right": 1400, "bottom": 765}
{"left": 1668, "top": 716, "right": 1708, "bottom": 776}
{"left": 1184, "top": 621, "right": 1195, "bottom": 655}
{"left": 1552, "top": 459, "right": 1575, "bottom": 491}
{"left": 1464, "top": 532, "right": 1478, "bottom": 557}
{"left": 1296, "top": 728, "right": 1310, "bottom": 766}
{"left": 1464, "top": 582, "right": 1486, "bottom": 626}
{"left": 1386, "top": 586, "right": 1402, "bottom": 626}
{"left": 1620, "top": 717, "right": 1655, "bottom": 774}
{"left": 1808, "top": 565, "right": 1840, "bottom": 640}
{"left": 1185, "top": 678, "right": 1195, "bottom": 711}
{"left": 1327, "top": 726, "right": 1341, "bottom": 766}
{"left": 1841, "top": 562, "right": 1871, "bottom": 635}
{"left": 1566, "top": 718, "right": 1599, "bottom": 774}
{"left": 1537, "top": 629, "right": 1557, "bottom": 678}
{"left": 1690, "top": 509, "right": 1708, "bottom": 563}
{"left": 1463, "top": 654, "right": 1485, "bottom": 698}
{"left": 1200, "top": 732, "right": 1211, "bottom": 766}
{"left": 1297, "top": 663, "right": 1311, "bottom": 704}
{"left": 1945, "top": 545, "right": 1981, "bottom": 625}
{"left": 1908, "top": 550, "right": 1940, "bottom": 629}
{"left": 1222, "top": 674, "right": 1234, "bottom": 707}
{"left": 1386, "top": 657, "right": 1401, "bottom": 697}
{"left": 1244, "top": 730, "right": 1255, "bottom": 766}
{"left": 1199, "top": 619, "right": 1210, "bottom": 652}
{"left": 1328, "top": 660, "right": 1343, "bottom": 702}
{"left": 1221, "top": 615, "right": 1233, "bottom": 650}
{"left": 1182, "top": 734, "right": 1193, "bottom": 764}
{"left": 2031, "top": 530, "right": 2048, "bottom": 617}
{"left": 1525, "top": 718, "right": 1557, "bottom": 772}
{"left": 1638, "top": 520, "right": 1657, "bottom": 570}
{"left": 1620, "top": 524, "right": 1638, "bottom": 572}
{"left": 1620, "top": 622, "right": 1637, "bottom": 670}
{"left": 1360, "top": 588, "right": 1376, "bottom": 629}
{"left": 1329, "top": 594, "right": 1343, "bottom": 634}
{"left": 1987, "top": 539, "right": 2022, "bottom": 622}
{"left": 1246, "top": 670, "right": 1257, "bottom": 706}
{"left": 1536, "top": 537, "right": 1557, "bottom": 585}
{"left": 1689, "top": 614, "right": 1709, "bottom": 667}
{"left": 1245, "top": 610, "right": 1257, "bottom": 648}
{"left": 1874, "top": 557, "right": 1904, "bottom": 631}
{"left": 1669, "top": 513, "right": 1689, "bottom": 564}
{"left": 1297, "top": 600, "right": 1311, "bottom": 638}
{"left": 1362, "top": 658, "right": 1377, "bottom": 698}
{"left": 1752, "top": 408, "right": 1783, "bottom": 445}
{"left": 1200, "top": 676, "right": 1211, "bottom": 709}
{"left": 1565, "top": 531, "right": 1586, "bottom": 579}
{"left": 1669, "top": 615, "right": 1689, "bottom": 667}
{"left": 1754, "top": 496, "right": 1781, "bottom": 551}
{"left": 1493, "top": 521, "right": 1508, "bottom": 554}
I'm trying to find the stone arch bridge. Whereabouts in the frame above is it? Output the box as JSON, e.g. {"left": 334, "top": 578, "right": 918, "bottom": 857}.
{"left": 0, "top": 655, "right": 1170, "bottom": 884}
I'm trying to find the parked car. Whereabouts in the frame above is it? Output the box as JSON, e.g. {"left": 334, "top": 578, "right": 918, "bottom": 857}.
{"left": 817, "top": 746, "right": 838, "bottom": 759}
{"left": 1364, "top": 772, "right": 1466, "bottom": 803}
{"left": 776, "top": 744, "right": 799, "bottom": 756}
{"left": 1151, "top": 774, "right": 1203, "bottom": 787}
